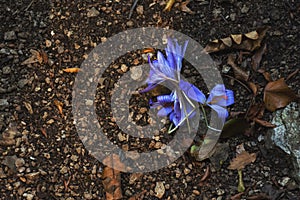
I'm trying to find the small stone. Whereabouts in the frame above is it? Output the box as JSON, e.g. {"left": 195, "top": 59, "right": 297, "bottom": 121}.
{"left": 241, "top": 5, "right": 250, "bottom": 13}
{"left": 184, "top": 168, "right": 191, "bottom": 175}
{"left": 57, "top": 46, "right": 64, "bottom": 54}
{"left": 154, "top": 142, "right": 163, "bottom": 149}
{"left": 70, "top": 155, "right": 78, "bottom": 162}
{"left": 2, "top": 66, "right": 11, "bottom": 74}
{"left": 60, "top": 166, "right": 68, "bottom": 174}
{"left": 87, "top": 7, "right": 100, "bottom": 17}
{"left": 4, "top": 31, "right": 17, "bottom": 40}
{"left": 216, "top": 188, "right": 225, "bottom": 196}
{"left": 278, "top": 177, "right": 290, "bottom": 187}
{"left": 136, "top": 5, "right": 144, "bottom": 15}
{"left": 85, "top": 99, "right": 93, "bottom": 106}
{"left": 154, "top": 181, "right": 165, "bottom": 199}
{"left": 121, "top": 64, "right": 128, "bottom": 73}
{"left": 130, "top": 66, "right": 143, "bottom": 80}
{"left": 126, "top": 20, "right": 134, "bottom": 27}
{"left": 193, "top": 190, "right": 200, "bottom": 195}
{"left": 83, "top": 192, "right": 93, "bottom": 199}
{"left": 15, "top": 158, "right": 25, "bottom": 168}
{"left": 0, "top": 99, "right": 9, "bottom": 107}
{"left": 230, "top": 13, "right": 236, "bottom": 21}
{"left": 18, "top": 79, "right": 29, "bottom": 88}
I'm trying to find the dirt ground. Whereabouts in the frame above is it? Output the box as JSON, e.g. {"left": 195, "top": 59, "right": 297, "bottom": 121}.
{"left": 1, "top": 0, "right": 300, "bottom": 199}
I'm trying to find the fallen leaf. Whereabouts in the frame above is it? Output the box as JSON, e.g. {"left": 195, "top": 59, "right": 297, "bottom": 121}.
{"left": 204, "top": 26, "right": 270, "bottom": 53}
{"left": 63, "top": 68, "right": 80, "bottom": 73}
{"left": 221, "top": 118, "right": 250, "bottom": 138}
{"left": 263, "top": 78, "right": 298, "bottom": 111}
{"left": 180, "top": 0, "right": 195, "bottom": 14}
{"left": 21, "top": 49, "right": 48, "bottom": 65}
{"left": 246, "top": 103, "right": 265, "bottom": 120}
{"left": 228, "top": 151, "right": 256, "bottom": 170}
{"left": 251, "top": 43, "right": 267, "bottom": 71}
{"left": 254, "top": 118, "right": 276, "bottom": 128}
{"left": 164, "top": 0, "right": 175, "bottom": 11}
{"left": 248, "top": 82, "right": 259, "bottom": 96}
{"left": 227, "top": 54, "right": 249, "bottom": 82}
{"left": 102, "top": 154, "right": 124, "bottom": 200}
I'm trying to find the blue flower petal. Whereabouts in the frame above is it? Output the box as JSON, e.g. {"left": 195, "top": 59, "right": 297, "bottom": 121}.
{"left": 225, "top": 89, "right": 234, "bottom": 106}
{"left": 157, "top": 94, "right": 174, "bottom": 104}
{"left": 179, "top": 80, "right": 206, "bottom": 104}
{"left": 157, "top": 106, "right": 173, "bottom": 117}
{"left": 207, "top": 104, "right": 228, "bottom": 122}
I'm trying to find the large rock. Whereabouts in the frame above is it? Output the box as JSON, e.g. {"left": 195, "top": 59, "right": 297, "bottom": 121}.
{"left": 266, "top": 102, "right": 300, "bottom": 183}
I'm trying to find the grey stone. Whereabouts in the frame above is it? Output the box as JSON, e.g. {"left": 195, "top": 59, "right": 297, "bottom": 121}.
{"left": 17, "top": 79, "right": 29, "bottom": 88}
{"left": 4, "top": 31, "right": 17, "bottom": 40}
{"left": 266, "top": 102, "right": 300, "bottom": 183}
{"left": 2, "top": 66, "right": 11, "bottom": 75}
{"left": 87, "top": 7, "right": 100, "bottom": 18}
{"left": 0, "top": 99, "right": 9, "bottom": 107}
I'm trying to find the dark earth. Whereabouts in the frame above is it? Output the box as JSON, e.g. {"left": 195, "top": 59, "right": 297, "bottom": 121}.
{"left": 1, "top": 0, "right": 300, "bottom": 199}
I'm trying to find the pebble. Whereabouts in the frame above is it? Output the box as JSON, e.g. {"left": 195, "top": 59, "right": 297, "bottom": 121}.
{"left": 126, "top": 20, "right": 134, "bottom": 27}
{"left": 2, "top": 66, "right": 11, "bottom": 74}
{"left": 4, "top": 31, "right": 17, "bottom": 40}
{"left": 18, "top": 79, "right": 29, "bottom": 88}
{"left": 241, "top": 5, "right": 250, "bottom": 13}
{"left": 87, "top": 7, "right": 100, "bottom": 18}
{"left": 0, "top": 99, "right": 9, "bottom": 107}
{"left": 136, "top": 5, "right": 144, "bottom": 15}
{"left": 15, "top": 158, "right": 25, "bottom": 168}
{"left": 83, "top": 192, "right": 93, "bottom": 199}
{"left": 130, "top": 66, "right": 143, "bottom": 80}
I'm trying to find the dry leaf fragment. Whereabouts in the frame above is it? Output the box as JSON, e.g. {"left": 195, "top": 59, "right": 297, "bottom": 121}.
{"left": 244, "top": 30, "right": 259, "bottom": 40}
{"left": 248, "top": 82, "right": 259, "bottom": 96}
{"left": 102, "top": 154, "right": 124, "bottom": 200}
{"left": 228, "top": 151, "right": 256, "bottom": 170}
{"left": 21, "top": 49, "right": 47, "bottom": 65}
{"left": 231, "top": 34, "right": 242, "bottom": 44}
{"left": 63, "top": 68, "right": 80, "bottom": 73}
{"left": 204, "top": 26, "right": 270, "bottom": 53}
{"left": 164, "top": 0, "right": 175, "bottom": 11}
{"left": 180, "top": 0, "right": 195, "bottom": 14}
{"left": 254, "top": 118, "right": 276, "bottom": 128}
{"left": 251, "top": 43, "right": 267, "bottom": 71}
{"left": 54, "top": 100, "right": 63, "bottom": 116}
{"left": 263, "top": 78, "right": 298, "bottom": 112}
{"left": 227, "top": 54, "right": 249, "bottom": 81}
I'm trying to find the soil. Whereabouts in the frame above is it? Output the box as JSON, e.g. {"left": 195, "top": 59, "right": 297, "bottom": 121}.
{"left": 1, "top": 0, "right": 300, "bottom": 199}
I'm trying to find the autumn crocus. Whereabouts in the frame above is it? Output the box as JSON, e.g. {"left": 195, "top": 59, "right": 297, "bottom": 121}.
{"left": 205, "top": 84, "right": 234, "bottom": 122}
{"left": 141, "top": 38, "right": 234, "bottom": 131}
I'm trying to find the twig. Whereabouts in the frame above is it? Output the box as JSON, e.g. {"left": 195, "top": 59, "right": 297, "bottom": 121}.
{"left": 223, "top": 74, "right": 252, "bottom": 93}
{"left": 128, "top": 0, "right": 139, "bottom": 19}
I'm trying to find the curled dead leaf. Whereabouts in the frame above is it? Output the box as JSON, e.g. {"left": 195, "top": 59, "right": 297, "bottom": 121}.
{"left": 228, "top": 151, "right": 256, "bottom": 170}
{"left": 263, "top": 78, "right": 298, "bottom": 112}
{"left": 204, "top": 26, "right": 270, "bottom": 53}
{"left": 227, "top": 54, "right": 249, "bottom": 81}
{"left": 21, "top": 49, "right": 48, "bottom": 65}
{"left": 251, "top": 43, "right": 267, "bottom": 71}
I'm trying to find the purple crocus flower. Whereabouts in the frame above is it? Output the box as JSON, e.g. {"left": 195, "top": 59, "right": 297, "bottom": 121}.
{"left": 205, "top": 84, "right": 234, "bottom": 122}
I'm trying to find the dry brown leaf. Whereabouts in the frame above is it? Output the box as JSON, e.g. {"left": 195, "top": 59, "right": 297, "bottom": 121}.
{"left": 244, "top": 30, "right": 259, "bottom": 40}
{"left": 227, "top": 54, "right": 249, "bottom": 81}
{"left": 254, "top": 118, "right": 276, "bottom": 128}
{"left": 21, "top": 49, "right": 48, "bottom": 65}
{"left": 102, "top": 154, "right": 124, "bottom": 200}
{"left": 180, "top": 0, "right": 195, "bottom": 14}
{"left": 263, "top": 78, "right": 298, "bottom": 112}
{"left": 228, "top": 151, "right": 256, "bottom": 170}
{"left": 204, "top": 26, "right": 270, "bottom": 53}
{"left": 63, "top": 68, "right": 80, "bottom": 73}
{"left": 164, "top": 0, "right": 175, "bottom": 11}
{"left": 248, "top": 82, "right": 259, "bottom": 96}
{"left": 231, "top": 34, "right": 242, "bottom": 44}
{"left": 251, "top": 43, "right": 267, "bottom": 71}
{"left": 246, "top": 103, "right": 265, "bottom": 120}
